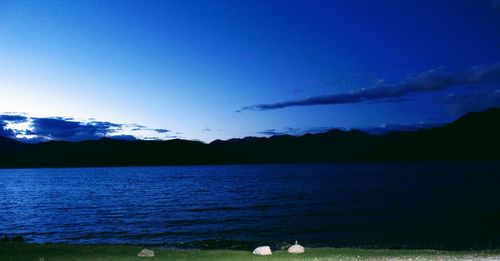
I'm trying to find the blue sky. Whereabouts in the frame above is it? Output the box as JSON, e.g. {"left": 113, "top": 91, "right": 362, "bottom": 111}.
{"left": 1, "top": 0, "right": 499, "bottom": 142}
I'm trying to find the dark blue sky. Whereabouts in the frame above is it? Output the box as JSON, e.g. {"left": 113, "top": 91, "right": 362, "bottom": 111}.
{"left": 1, "top": 0, "right": 499, "bottom": 142}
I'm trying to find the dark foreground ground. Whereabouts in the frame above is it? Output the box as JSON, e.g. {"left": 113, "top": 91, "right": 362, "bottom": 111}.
{"left": 1, "top": 243, "right": 500, "bottom": 261}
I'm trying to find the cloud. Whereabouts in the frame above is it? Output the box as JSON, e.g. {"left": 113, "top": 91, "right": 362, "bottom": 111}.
{"left": 141, "top": 135, "right": 181, "bottom": 140}
{"left": 0, "top": 114, "right": 28, "bottom": 122}
{"left": 258, "top": 123, "right": 444, "bottom": 137}
{"left": 130, "top": 125, "right": 169, "bottom": 133}
{"left": 0, "top": 114, "right": 28, "bottom": 138}
{"left": 258, "top": 129, "right": 286, "bottom": 136}
{"left": 0, "top": 114, "right": 174, "bottom": 143}
{"left": 25, "top": 117, "right": 122, "bottom": 141}
{"left": 154, "top": 128, "right": 170, "bottom": 133}
{"left": 258, "top": 126, "right": 335, "bottom": 136}
{"left": 444, "top": 89, "right": 500, "bottom": 115}
{"left": 361, "top": 122, "right": 444, "bottom": 135}
{"left": 241, "top": 62, "right": 500, "bottom": 111}
{"left": 0, "top": 121, "right": 17, "bottom": 138}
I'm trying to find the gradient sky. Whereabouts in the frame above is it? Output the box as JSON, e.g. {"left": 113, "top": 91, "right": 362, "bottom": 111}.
{"left": 1, "top": 0, "right": 500, "bottom": 142}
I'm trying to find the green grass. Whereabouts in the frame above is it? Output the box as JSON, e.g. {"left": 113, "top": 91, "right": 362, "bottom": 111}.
{"left": 0, "top": 243, "right": 499, "bottom": 261}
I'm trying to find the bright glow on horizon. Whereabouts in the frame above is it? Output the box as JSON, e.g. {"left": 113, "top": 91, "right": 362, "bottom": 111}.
{"left": 1, "top": 1, "right": 500, "bottom": 142}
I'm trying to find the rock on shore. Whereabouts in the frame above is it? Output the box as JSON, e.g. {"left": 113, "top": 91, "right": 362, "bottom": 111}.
{"left": 288, "top": 241, "right": 305, "bottom": 254}
{"left": 137, "top": 248, "right": 155, "bottom": 257}
{"left": 253, "top": 246, "right": 272, "bottom": 255}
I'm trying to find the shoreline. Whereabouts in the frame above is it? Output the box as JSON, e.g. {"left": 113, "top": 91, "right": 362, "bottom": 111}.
{"left": 1, "top": 243, "right": 500, "bottom": 261}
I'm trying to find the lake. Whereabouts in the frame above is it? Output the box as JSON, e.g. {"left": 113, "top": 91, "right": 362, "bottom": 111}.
{"left": 1, "top": 162, "right": 499, "bottom": 250}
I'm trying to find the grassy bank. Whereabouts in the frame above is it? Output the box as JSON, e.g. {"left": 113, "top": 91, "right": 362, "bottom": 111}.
{"left": 1, "top": 243, "right": 499, "bottom": 260}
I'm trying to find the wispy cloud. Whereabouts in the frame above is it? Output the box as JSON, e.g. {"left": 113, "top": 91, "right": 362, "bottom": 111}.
{"left": 361, "top": 122, "right": 444, "bottom": 135}
{"left": 241, "top": 62, "right": 500, "bottom": 111}
{"left": 445, "top": 89, "right": 500, "bottom": 115}
{"left": 0, "top": 114, "right": 173, "bottom": 143}
{"left": 258, "top": 126, "right": 337, "bottom": 136}
{"left": 258, "top": 123, "right": 444, "bottom": 137}
{"left": 258, "top": 127, "right": 302, "bottom": 136}
{"left": 154, "top": 128, "right": 170, "bottom": 133}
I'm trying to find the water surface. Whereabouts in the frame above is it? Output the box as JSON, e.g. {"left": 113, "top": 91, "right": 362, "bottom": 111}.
{"left": 1, "top": 162, "right": 499, "bottom": 249}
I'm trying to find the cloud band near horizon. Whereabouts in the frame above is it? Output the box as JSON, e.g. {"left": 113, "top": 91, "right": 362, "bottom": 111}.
{"left": 240, "top": 62, "right": 500, "bottom": 111}
{"left": 0, "top": 114, "right": 174, "bottom": 143}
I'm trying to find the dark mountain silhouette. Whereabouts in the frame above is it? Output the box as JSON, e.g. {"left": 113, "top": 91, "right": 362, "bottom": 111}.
{"left": 0, "top": 108, "right": 499, "bottom": 168}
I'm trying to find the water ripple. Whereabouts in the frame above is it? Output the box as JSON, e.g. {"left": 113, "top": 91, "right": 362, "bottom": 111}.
{"left": 1, "top": 163, "right": 500, "bottom": 249}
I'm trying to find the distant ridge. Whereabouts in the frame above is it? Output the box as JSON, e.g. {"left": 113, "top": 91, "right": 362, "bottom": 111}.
{"left": 0, "top": 108, "right": 499, "bottom": 168}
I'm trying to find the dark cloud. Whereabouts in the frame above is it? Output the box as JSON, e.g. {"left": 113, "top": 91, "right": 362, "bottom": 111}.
{"left": 258, "top": 127, "right": 335, "bottom": 136}
{"left": 130, "top": 125, "right": 147, "bottom": 131}
{"left": 303, "top": 127, "right": 337, "bottom": 133}
{"left": 259, "top": 123, "right": 443, "bottom": 137}
{"left": 0, "top": 114, "right": 28, "bottom": 122}
{"left": 241, "top": 63, "right": 500, "bottom": 111}
{"left": 27, "top": 117, "right": 123, "bottom": 142}
{"left": 445, "top": 89, "right": 500, "bottom": 115}
{"left": 0, "top": 114, "right": 173, "bottom": 143}
{"left": 0, "top": 114, "right": 28, "bottom": 138}
{"left": 130, "top": 126, "right": 169, "bottom": 133}
{"left": 361, "top": 123, "right": 445, "bottom": 135}
{"left": 0, "top": 121, "right": 17, "bottom": 138}
{"left": 258, "top": 129, "right": 286, "bottom": 136}
{"left": 154, "top": 128, "right": 170, "bottom": 133}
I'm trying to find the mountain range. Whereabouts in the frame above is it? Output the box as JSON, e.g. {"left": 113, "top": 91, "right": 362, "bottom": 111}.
{"left": 0, "top": 108, "right": 499, "bottom": 168}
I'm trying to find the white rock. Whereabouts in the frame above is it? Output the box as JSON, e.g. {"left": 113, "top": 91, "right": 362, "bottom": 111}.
{"left": 252, "top": 246, "right": 272, "bottom": 255}
{"left": 137, "top": 248, "right": 155, "bottom": 257}
{"left": 288, "top": 241, "right": 305, "bottom": 254}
